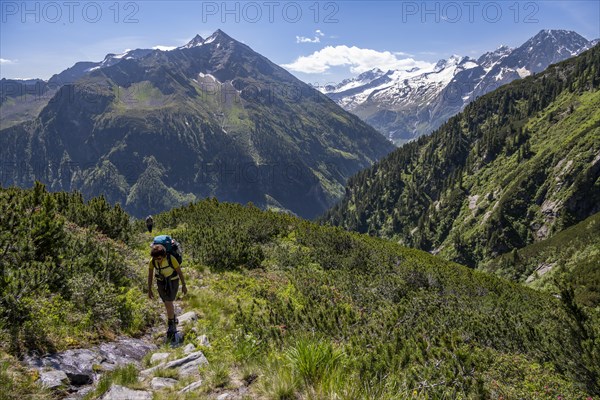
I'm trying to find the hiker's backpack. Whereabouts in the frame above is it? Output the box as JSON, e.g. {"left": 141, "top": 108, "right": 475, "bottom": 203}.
{"left": 152, "top": 235, "right": 183, "bottom": 265}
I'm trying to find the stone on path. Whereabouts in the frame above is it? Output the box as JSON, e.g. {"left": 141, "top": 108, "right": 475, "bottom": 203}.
{"left": 101, "top": 385, "right": 153, "bottom": 400}
{"left": 182, "top": 344, "right": 196, "bottom": 354}
{"left": 150, "top": 353, "right": 170, "bottom": 365}
{"left": 199, "top": 334, "right": 211, "bottom": 347}
{"left": 141, "top": 351, "right": 208, "bottom": 377}
{"left": 178, "top": 311, "right": 198, "bottom": 325}
{"left": 40, "top": 370, "right": 69, "bottom": 389}
{"left": 179, "top": 379, "right": 203, "bottom": 394}
{"left": 151, "top": 377, "right": 178, "bottom": 390}
{"left": 26, "top": 337, "right": 156, "bottom": 386}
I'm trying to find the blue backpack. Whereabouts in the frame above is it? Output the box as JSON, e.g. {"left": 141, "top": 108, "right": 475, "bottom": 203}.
{"left": 152, "top": 235, "right": 183, "bottom": 265}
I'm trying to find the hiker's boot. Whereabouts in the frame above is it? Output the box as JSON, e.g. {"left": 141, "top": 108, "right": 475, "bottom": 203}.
{"left": 166, "top": 318, "right": 177, "bottom": 342}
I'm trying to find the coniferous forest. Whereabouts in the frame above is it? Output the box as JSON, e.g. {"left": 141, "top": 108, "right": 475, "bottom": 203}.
{"left": 1, "top": 184, "right": 599, "bottom": 398}
{"left": 324, "top": 45, "right": 600, "bottom": 269}
{"left": 1, "top": 30, "right": 599, "bottom": 400}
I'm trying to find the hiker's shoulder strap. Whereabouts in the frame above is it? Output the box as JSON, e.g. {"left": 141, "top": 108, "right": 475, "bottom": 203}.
{"left": 166, "top": 254, "right": 180, "bottom": 269}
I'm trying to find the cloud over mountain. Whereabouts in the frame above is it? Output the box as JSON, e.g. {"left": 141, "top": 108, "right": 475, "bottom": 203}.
{"left": 282, "top": 45, "right": 434, "bottom": 74}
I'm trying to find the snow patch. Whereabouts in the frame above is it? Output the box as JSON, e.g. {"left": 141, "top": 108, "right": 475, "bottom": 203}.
{"left": 111, "top": 51, "right": 129, "bottom": 60}
{"left": 461, "top": 61, "right": 479, "bottom": 70}
{"left": 516, "top": 67, "right": 531, "bottom": 78}
{"left": 198, "top": 72, "right": 219, "bottom": 83}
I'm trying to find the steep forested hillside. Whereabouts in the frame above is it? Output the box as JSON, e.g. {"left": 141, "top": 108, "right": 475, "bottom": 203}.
{"left": 324, "top": 45, "right": 600, "bottom": 267}
{"left": 0, "top": 183, "right": 155, "bottom": 354}
{"left": 484, "top": 211, "right": 600, "bottom": 308}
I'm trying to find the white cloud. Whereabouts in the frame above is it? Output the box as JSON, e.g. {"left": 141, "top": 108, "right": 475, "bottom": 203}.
{"left": 153, "top": 45, "right": 177, "bottom": 51}
{"left": 296, "top": 30, "right": 326, "bottom": 44}
{"left": 282, "top": 45, "right": 434, "bottom": 74}
{"left": 0, "top": 58, "right": 16, "bottom": 64}
{"left": 296, "top": 36, "right": 320, "bottom": 44}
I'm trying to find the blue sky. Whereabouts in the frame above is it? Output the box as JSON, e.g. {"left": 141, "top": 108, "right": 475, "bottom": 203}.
{"left": 1, "top": 1, "right": 599, "bottom": 84}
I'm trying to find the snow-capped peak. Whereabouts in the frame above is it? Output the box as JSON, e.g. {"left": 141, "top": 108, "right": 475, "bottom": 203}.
{"left": 98, "top": 49, "right": 138, "bottom": 68}
{"left": 356, "top": 68, "right": 386, "bottom": 82}
{"left": 178, "top": 30, "right": 234, "bottom": 50}
{"left": 204, "top": 29, "right": 232, "bottom": 44}
{"left": 434, "top": 55, "right": 463, "bottom": 72}
{"left": 319, "top": 68, "right": 389, "bottom": 94}
{"left": 321, "top": 29, "right": 593, "bottom": 145}
{"left": 477, "top": 45, "right": 513, "bottom": 71}
{"left": 181, "top": 34, "right": 205, "bottom": 49}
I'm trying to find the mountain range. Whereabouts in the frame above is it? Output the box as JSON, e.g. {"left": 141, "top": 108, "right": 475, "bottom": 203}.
{"left": 321, "top": 30, "right": 599, "bottom": 145}
{"left": 0, "top": 30, "right": 394, "bottom": 218}
{"left": 3, "top": 28, "right": 600, "bottom": 399}
{"left": 324, "top": 44, "right": 600, "bottom": 267}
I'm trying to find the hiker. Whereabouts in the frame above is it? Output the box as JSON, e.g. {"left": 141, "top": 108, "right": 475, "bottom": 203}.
{"left": 145, "top": 215, "right": 154, "bottom": 233}
{"left": 148, "top": 244, "right": 188, "bottom": 341}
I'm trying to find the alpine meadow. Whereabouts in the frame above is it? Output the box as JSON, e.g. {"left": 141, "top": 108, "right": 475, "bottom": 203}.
{"left": 1, "top": 4, "right": 600, "bottom": 400}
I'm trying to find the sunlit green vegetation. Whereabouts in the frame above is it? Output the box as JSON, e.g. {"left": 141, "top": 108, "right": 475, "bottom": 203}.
{"left": 0, "top": 183, "right": 157, "bottom": 355}
{"left": 153, "top": 199, "right": 599, "bottom": 398}
{"left": 324, "top": 45, "right": 600, "bottom": 270}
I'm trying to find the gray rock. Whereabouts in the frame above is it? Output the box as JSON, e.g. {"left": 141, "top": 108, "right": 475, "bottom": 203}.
{"left": 24, "top": 337, "right": 157, "bottom": 386}
{"left": 98, "top": 338, "right": 157, "bottom": 366}
{"left": 28, "top": 348, "right": 100, "bottom": 385}
{"left": 40, "top": 369, "right": 69, "bottom": 389}
{"left": 64, "top": 385, "right": 94, "bottom": 400}
{"left": 150, "top": 352, "right": 170, "bottom": 365}
{"left": 217, "top": 394, "right": 232, "bottom": 400}
{"left": 151, "top": 377, "right": 178, "bottom": 390}
{"left": 178, "top": 354, "right": 209, "bottom": 377}
{"left": 141, "top": 351, "right": 208, "bottom": 377}
{"left": 179, "top": 379, "right": 203, "bottom": 393}
{"left": 178, "top": 311, "right": 198, "bottom": 325}
{"left": 101, "top": 384, "right": 153, "bottom": 400}
{"left": 182, "top": 344, "right": 196, "bottom": 354}
{"left": 165, "top": 351, "right": 207, "bottom": 369}
{"left": 199, "top": 335, "right": 211, "bottom": 347}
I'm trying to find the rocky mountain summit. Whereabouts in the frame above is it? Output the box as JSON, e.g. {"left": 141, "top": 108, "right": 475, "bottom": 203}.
{"left": 0, "top": 30, "right": 393, "bottom": 218}
{"left": 322, "top": 30, "right": 597, "bottom": 144}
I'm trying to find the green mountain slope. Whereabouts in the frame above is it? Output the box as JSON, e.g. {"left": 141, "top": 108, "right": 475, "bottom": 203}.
{"left": 484, "top": 211, "right": 600, "bottom": 308}
{"left": 0, "top": 79, "right": 57, "bottom": 130}
{"left": 0, "top": 30, "right": 394, "bottom": 219}
{"left": 153, "top": 199, "right": 599, "bottom": 398}
{"left": 2, "top": 186, "right": 598, "bottom": 397}
{"left": 324, "top": 45, "right": 600, "bottom": 266}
